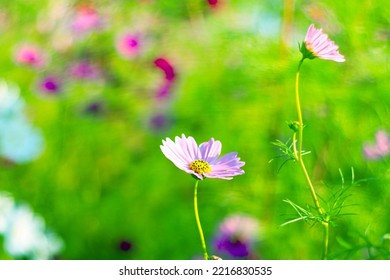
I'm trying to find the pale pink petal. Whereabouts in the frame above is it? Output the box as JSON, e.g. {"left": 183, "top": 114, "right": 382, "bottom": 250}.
{"left": 199, "top": 138, "right": 221, "bottom": 162}
{"left": 363, "top": 144, "right": 381, "bottom": 160}
{"left": 160, "top": 139, "right": 190, "bottom": 169}
{"left": 176, "top": 134, "right": 199, "bottom": 161}
{"left": 211, "top": 152, "right": 243, "bottom": 167}
{"left": 375, "top": 130, "right": 390, "bottom": 154}
{"left": 204, "top": 169, "right": 245, "bottom": 180}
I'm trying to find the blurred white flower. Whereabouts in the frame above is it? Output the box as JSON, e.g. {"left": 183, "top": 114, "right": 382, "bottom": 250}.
{"left": 0, "top": 80, "right": 44, "bottom": 163}
{"left": 0, "top": 192, "right": 15, "bottom": 233}
{"left": 0, "top": 80, "right": 25, "bottom": 119}
{"left": 0, "top": 118, "right": 44, "bottom": 163}
{"left": 0, "top": 192, "right": 63, "bottom": 259}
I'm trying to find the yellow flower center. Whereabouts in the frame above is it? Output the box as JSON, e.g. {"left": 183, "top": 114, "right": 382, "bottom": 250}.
{"left": 306, "top": 42, "right": 314, "bottom": 53}
{"left": 190, "top": 160, "right": 211, "bottom": 174}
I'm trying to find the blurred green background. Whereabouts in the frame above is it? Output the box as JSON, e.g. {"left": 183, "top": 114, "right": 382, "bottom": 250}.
{"left": 0, "top": 0, "right": 389, "bottom": 260}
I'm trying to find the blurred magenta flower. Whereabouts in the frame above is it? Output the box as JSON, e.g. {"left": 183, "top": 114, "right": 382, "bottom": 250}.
{"left": 155, "top": 81, "right": 174, "bottom": 100}
{"left": 71, "top": 4, "right": 102, "bottom": 34}
{"left": 14, "top": 44, "right": 46, "bottom": 68}
{"left": 160, "top": 134, "right": 245, "bottom": 180}
{"left": 213, "top": 214, "right": 260, "bottom": 259}
{"left": 39, "top": 76, "right": 61, "bottom": 95}
{"left": 69, "top": 60, "right": 101, "bottom": 80}
{"left": 363, "top": 130, "right": 390, "bottom": 160}
{"left": 154, "top": 57, "right": 176, "bottom": 81}
{"left": 207, "top": 0, "right": 219, "bottom": 8}
{"left": 300, "top": 24, "right": 345, "bottom": 62}
{"left": 116, "top": 33, "right": 141, "bottom": 59}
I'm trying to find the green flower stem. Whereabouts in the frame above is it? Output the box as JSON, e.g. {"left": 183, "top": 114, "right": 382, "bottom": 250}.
{"left": 194, "top": 180, "right": 209, "bottom": 260}
{"left": 295, "top": 60, "right": 304, "bottom": 161}
{"left": 323, "top": 217, "right": 330, "bottom": 260}
{"left": 295, "top": 59, "right": 329, "bottom": 260}
{"left": 293, "top": 132, "right": 298, "bottom": 161}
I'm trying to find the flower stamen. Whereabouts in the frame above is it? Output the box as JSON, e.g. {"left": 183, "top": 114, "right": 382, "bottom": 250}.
{"left": 190, "top": 160, "right": 211, "bottom": 174}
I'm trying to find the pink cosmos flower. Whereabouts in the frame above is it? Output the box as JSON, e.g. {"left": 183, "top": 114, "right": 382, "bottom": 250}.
{"left": 363, "top": 130, "right": 390, "bottom": 160}
{"left": 71, "top": 4, "right": 102, "bottom": 34}
{"left": 301, "top": 24, "right": 345, "bottom": 62}
{"left": 14, "top": 44, "right": 46, "bottom": 68}
{"left": 160, "top": 134, "right": 245, "bottom": 180}
{"left": 68, "top": 61, "right": 101, "bottom": 80}
{"left": 116, "top": 33, "right": 141, "bottom": 59}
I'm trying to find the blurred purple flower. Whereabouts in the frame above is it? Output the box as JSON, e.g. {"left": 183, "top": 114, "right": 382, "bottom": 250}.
{"left": 84, "top": 101, "right": 105, "bottom": 116}
{"left": 160, "top": 134, "right": 245, "bottom": 180}
{"left": 213, "top": 214, "right": 260, "bottom": 259}
{"left": 71, "top": 4, "right": 102, "bottom": 34}
{"left": 39, "top": 76, "right": 61, "bottom": 95}
{"left": 118, "top": 240, "right": 132, "bottom": 252}
{"left": 363, "top": 130, "right": 390, "bottom": 160}
{"left": 14, "top": 44, "right": 46, "bottom": 68}
{"left": 154, "top": 58, "right": 175, "bottom": 81}
{"left": 149, "top": 113, "right": 170, "bottom": 131}
{"left": 116, "top": 33, "right": 141, "bottom": 59}
{"left": 69, "top": 61, "right": 101, "bottom": 80}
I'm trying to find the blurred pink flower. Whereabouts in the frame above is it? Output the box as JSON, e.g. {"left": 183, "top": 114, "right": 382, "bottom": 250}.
{"left": 154, "top": 57, "right": 175, "bottom": 81}
{"left": 363, "top": 130, "right": 390, "bottom": 160}
{"left": 160, "top": 134, "right": 245, "bottom": 180}
{"left": 68, "top": 61, "right": 101, "bottom": 80}
{"left": 301, "top": 24, "right": 345, "bottom": 62}
{"left": 14, "top": 44, "right": 46, "bottom": 68}
{"left": 116, "top": 33, "right": 141, "bottom": 59}
{"left": 71, "top": 4, "right": 102, "bottom": 34}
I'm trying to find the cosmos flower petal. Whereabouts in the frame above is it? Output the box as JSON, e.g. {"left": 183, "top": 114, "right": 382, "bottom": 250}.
{"left": 211, "top": 152, "right": 245, "bottom": 168}
{"left": 199, "top": 138, "right": 221, "bottom": 162}
{"left": 176, "top": 134, "right": 199, "bottom": 161}
{"left": 305, "top": 24, "right": 318, "bottom": 42}
{"left": 204, "top": 169, "right": 245, "bottom": 180}
{"left": 160, "top": 144, "right": 188, "bottom": 170}
{"left": 161, "top": 137, "right": 190, "bottom": 166}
